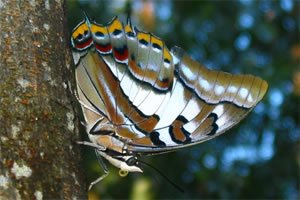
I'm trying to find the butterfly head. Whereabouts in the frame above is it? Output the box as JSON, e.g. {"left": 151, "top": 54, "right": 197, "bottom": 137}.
{"left": 99, "top": 151, "right": 143, "bottom": 174}
{"left": 120, "top": 156, "right": 143, "bottom": 173}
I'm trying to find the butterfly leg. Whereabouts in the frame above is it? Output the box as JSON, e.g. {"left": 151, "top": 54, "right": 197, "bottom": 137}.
{"left": 88, "top": 149, "right": 109, "bottom": 190}
{"left": 76, "top": 141, "right": 106, "bottom": 151}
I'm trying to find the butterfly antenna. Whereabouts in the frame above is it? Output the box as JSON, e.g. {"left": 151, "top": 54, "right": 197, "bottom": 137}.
{"left": 126, "top": 13, "right": 132, "bottom": 27}
{"left": 139, "top": 160, "right": 184, "bottom": 193}
{"left": 79, "top": 7, "right": 91, "bottom": 25}
{"left": 125, "top": 0, "right": 132, "bottom": 20}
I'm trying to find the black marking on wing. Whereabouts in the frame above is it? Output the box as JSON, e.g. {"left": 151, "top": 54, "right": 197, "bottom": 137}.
{"left": 95, "top": 31, "right": 105, "bottom": 37}
{"left": 152, "top": 43, "right": 162, "bottom": 50}
{"left": 169, "top": 115, "right": 191, "bottom": 144}
{"left": 127, "top": 31, "right": 135, "bottom": 38}
{"left": 174, "top": 69, "right": 250, "bottom": 109}
{"left": 101, "top": 50, "right": 169, "bottom": 95}
{"left": 113, "top": 29, "right": 122, "bottom": 36}
{"left": 90, "top": 125, "right": 112, "bottom": 135}
{"left": 113, "top": 45, "right": 128, "bottom": 61}
{"left": 160, "top": 78, "right": 169, "bottom": 83}
{"left": 206, "top": 113, "right": 219, "bottom": 136}
{"left": 123, "top": 105, "right": 160, "bottom": 134}
{"left": 139, "top": 39, "right": 149, "bottom": 46}
{"left": 164, "top": 58, "right": 171, "bottom": 64}
{"left": 150, "top": 131, "right": 166, "bottom": 147}
{"left": 77, "top": 34, "right": 83, "bottom": 40}
{"left": 131, "top": 53, "right": 135, "bottom": 61}
{"left": 101, "top": 59, "right": 161, "bottom": 133}
{"left": 114, "top": 46, "right": 128, "bottom": 54}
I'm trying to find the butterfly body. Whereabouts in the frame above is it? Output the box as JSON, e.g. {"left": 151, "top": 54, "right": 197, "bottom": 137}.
{"left": 71, "top": 15, "right": 268, "bottom": 188}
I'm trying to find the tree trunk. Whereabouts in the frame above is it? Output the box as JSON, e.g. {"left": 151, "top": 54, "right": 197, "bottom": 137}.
{"left": 0, "top": 0, "right": 86, "bottom": 198}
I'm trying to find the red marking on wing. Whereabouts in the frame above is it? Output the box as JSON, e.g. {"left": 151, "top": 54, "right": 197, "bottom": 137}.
{"left": 113, "top": 48, "right": 128, "bottom": 62}
{"left": 95, "top": 43, "right": 112, "bottom": 53}
{"left": 75, "top": 38, "right": 93, "bottom": 50}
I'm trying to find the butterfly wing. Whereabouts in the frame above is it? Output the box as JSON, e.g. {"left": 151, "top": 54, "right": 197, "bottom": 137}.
{"left": 71, "top": 17, "right": 268, "bottom": 156}
{"left": 127, "top": 46, "right": 268, "bottom": 154}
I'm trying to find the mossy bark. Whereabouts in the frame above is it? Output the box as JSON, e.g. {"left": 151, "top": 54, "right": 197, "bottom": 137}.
{"left": 0, "top": 0, "right": 86, "bottom": 198}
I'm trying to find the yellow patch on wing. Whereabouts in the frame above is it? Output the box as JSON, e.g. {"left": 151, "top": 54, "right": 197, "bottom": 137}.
{"left": 108, "top": 18, "right": 123, "bottom": 34}
{"left": 72, "top": 23, "right": 89, "bottom": 39}
{"left": 125, "top": 24, "right": 133, "bottom": 33}
{"left": 90, "top": 24, "right": 108, "bottom": 35}
{"left": 163, "top": 47, "right": 172, "bottom": 62}
{"left": 151, "top": 36, "right": 163, "bottom": 49}
{"left": 137, "top": 32, "right": 151, "bottom": 43}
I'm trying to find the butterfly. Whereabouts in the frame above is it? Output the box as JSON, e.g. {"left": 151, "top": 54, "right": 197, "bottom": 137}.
{"left": 71, "top": 14, "right": 268, "bottom": 190}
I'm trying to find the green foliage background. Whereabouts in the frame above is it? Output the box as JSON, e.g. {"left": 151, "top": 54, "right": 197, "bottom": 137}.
{"left": 67, "top": 0, "right": 299, "bottom": 199}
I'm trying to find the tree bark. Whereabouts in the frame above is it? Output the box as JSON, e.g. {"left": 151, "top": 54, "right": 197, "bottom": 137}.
{"left": 0, "top": 0, "right": 86, "bottom": 199}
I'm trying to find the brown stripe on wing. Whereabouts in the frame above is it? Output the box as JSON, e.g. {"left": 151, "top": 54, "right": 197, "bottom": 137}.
{"left": 128, "top": 135, "right": 154, "bottom": 146}
{"left": 187, "top": 102, "right": 215, "bottom": 130}
{"left": 234, "top": 74, "right": 255, "bottom": 107}
{"left": 209, "top": 72, "right": 232, "bottom": 102}
{"left": 116, "top": 126, "right": 142, "bottom": 139}
{"left": 128, "top": 58, "right": 160, "bottom": 83}
{"left": 191, "top": 75, "right": 257, "bottom": 140}
{"left": 100, "top": 60, "right": 161, "bottom": 133}
{"left": 155, "top": 77, "right": 171, "bottom": 89}
{"left": 83, "top": 50, "right": 160, "bottom": 138}
{"left": 126, "top": 31, "right": 174, "bottom": 91}
{"left": 169, "top": 116, "right": 191, "bottom": 144}
{"left": 217, "top": 104, "right": 249, "bottom": 134}
{"left": 191, "top": 113, "right": 219, "bottom": 139}
{"left": 173, "top": 47, "right": 268, "bottom": 108}
{"left": 214, "top": 76, "right": 268, "bottom": 134}
{"left": 189, "top": 75, "right": 253, "bottom": 140}
{"left": 82, "top": 50, "right": 126, "bottom": 125}
{"left": 126, "top": 111, "right": 159, "bottom": 133}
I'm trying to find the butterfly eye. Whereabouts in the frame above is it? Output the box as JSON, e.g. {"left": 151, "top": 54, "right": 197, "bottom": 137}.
{"left": 126, "top": 157, "right": 138, "bottom": 166}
